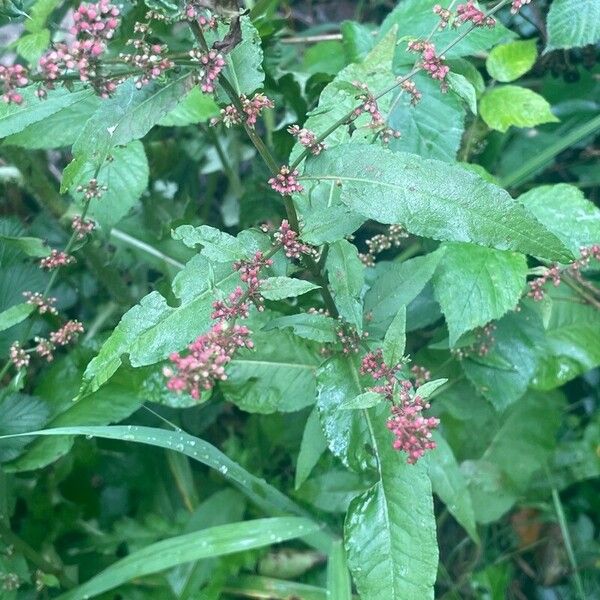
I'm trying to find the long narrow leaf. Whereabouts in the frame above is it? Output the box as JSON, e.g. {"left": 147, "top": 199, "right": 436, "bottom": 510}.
{"left": 0, "top": 425, "right": 332, "bottom": 551}
{"left": 57, "top": 518, "right": 318, "bottom": 600}
{"left": 327, "top": 540, "right": 352, "bottom": 600}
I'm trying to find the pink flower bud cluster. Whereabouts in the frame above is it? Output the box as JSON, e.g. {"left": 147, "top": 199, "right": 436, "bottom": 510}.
{"left": 528, "top": 244, "right": 600, "bottom": 301}
{"left": 190, "top": 49, "right": 226, "bottom": 93}
{"left": 121, "top": 38, "right": 174, "bottom": 89}
{"left": 352, "top": 81, "right": 385, "bottom": 128}
{"left": 336, "top": 323, "right": 368, "bottom": 355}
{"left": 37, "top": 0, "right": 121, "bottom": 97}
{"left": 49, "top": 320, "right": 84, "bottom": 345}
{"left": 211, "top": 93, "right": 274, "bottom": 128}
{"left": 359, "top": 224, "right": 408, "bottom": 267}
{"left": 0, "top": 64, "right": 28, "bottom": 105}
{"left": 34, "top": 337, "right": 55, "bottom": 361}
{"left": 23, "top": 291, "right": 58, "bottom": 315}
{"left": 407, "top": 40, "right": 449, "bottom": 91}
{"left": 433, "top": 4, "right": 452, "bottom": 28}
{"left": 184, "top": 3, "right": 217, "bottom": 27}
{"left": 511, "top": 0, "right": 532, "bottom": 14}
{"left": 360, "top": 349, "right": 404, "bottom": 400}
{"left": 211, "top": 286, "right": 250, "bottom": 321}
{"left": 410, "top": 364, "right": 431, "bottom": 386}
{"left": 71, "top": 215, "right": 96, "bottom": 239}
{"left": 9, "top": 342, "right": 29, "bottom": 369}
{"left": 76, "top": 178, "right": 107, "bottom": 200}
{"left": 455, "top": 1, "right": 496, "bottom": 27}
{"left": 288, "top": 125, "right": 326, "bottom": 156}
{"left": 273, "top": 220, "right": 314, "bottom": 259}
{"left": 269, "top": 166, "right": 303, "bottom": 196}
{"left": 164, "top": 322, "right": 253, "bottom": 399}
{"left": 233, "top": 251, "right": 274, "bottom": 312}
{"left": 387, "top": 394, "right": 439, "bottom": 463}
{"left": 40, "top": 250, "right": 75, "bottom": 270}
{"left": 400, "top": 79, "right": 422, "bottom": 106}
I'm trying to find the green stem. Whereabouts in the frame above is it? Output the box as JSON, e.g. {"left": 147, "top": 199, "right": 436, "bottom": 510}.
{"left": 0, "top": 520, "right": 75, "bottom": 589}
{"left": 500, "top": 112, "right": 600, "bottom": 188}
{"left": 551, "top": 487, "right": 586, "bottom": 600}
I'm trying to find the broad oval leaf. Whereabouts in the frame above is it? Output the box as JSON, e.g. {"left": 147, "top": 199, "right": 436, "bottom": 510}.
{"left": 303, "top": 145, "right": 571, "bottom": 262}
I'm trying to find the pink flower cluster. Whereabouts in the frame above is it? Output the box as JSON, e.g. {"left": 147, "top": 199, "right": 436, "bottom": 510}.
{"left": 165, "top": 322, "right": 253, "bottom": 399}
{"left": 288, "top": 125, "right": 326, "bottom": 156}
{"left": 352, "top": 81, "right": 384, "bottom": 128}
{"left": 76, "top": 178, "right": 107, "bottom": 200}
{"left": 9, "top": 342, "right": 29, "bottom": 369}
{"left": 408, "top": 40, "right": 449, "bottom": 90}
{"left": 410, "top": 364, "right": 431, "bottom": 386}
{"left": 336, "top": 323, "right": 368, "bottom": 355}
{"left": 0, "top": 64, "right": 28, "bottom": 104}
{"left": 400, "top": 79, "right": 422, "bottom": 106}
{"left": 211, "top": 93, "right": 274, "bottom": 128}
{"left": 359, "top": 224, "right": 408, "bottom": 267}
{"left": 528, "top": 245, "right": 600, "bottom": 301}
{"left": 360, "top": 349, "right": 404, "bottom": 400}
{"left": 273, "top": 220, "right": 314, "bottom": 259}
{"left": 49, "top": 320, "right": 84, "bottom": 345}
{"left": 233, "top": 251, "right": 273, "bottom": 311}
{"left": 38, "top": 0, "right": 120, "bottom": 97}
{"left": 455, "top": 1, "right": 496, "bottom": 27}
{"left": 71, "top": 215, "right": 96, "bottom": 239}
{"left": 40, "top": 250, "right": 75, "bottom": 270}
{"left": 121, "top": 38, "right": 174, "bottom": 89}
{"left": 23, "top": 291, "right": 58, "bottom": 315}
{"left": 190, "top": 49, "right": 226, "bottom": 93}
{"left": 433, "top": 4, "right": 452, "bottom": 28}
{"left": 511, "top": 0, "right": 532, "bottom": 14}
{"left": 452, "top": 323, "right": 496, "bottom": 359}
{"left": 269, "top": 166, "right": 303, "bottom": 196}
{"left": 184, "top": 3, "right": 217, "bottom": 26}
{"left": 387, "top": 388, "right": 439, "bottom": 464}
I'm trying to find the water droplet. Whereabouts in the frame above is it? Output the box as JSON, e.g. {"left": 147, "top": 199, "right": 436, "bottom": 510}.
{"left": 188, "top": 440, "right": 196, "bottom": 447}
{"left": 219, "top": 465, "right": 228, "bottom": 475}
{"left": 85, "top": 434, "right": 94, "bottom": 440}
{"left": 175, "top": 443, "right": 184, "bottom": 451}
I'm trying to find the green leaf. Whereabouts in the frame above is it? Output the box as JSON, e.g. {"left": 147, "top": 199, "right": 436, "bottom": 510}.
{"left": 303, "top": 40, "right": 347, "bottom": 75}
{"left": 486, "top": 39, "right": 538, "bottom": 82}
{"left": 295, "top": 407, "right": 328, "bottom": 490}
{"left": 327, "top": 540, "right": 352, "bottom": 600}
{"left": 427, "top": 433, "right": 478, "bottom": 542}
{"left": 417, "top": 378, "right": 448, "bottom": 398}
{"left": 215, "top": 17, "right": 265, "bottom": 102}
{"left": 3, "top": 94, "right": 100, "bottom": 150}
{"left": 546, "top": 0, "right": 600, "bottom": 50}
{"left": 263, "top": 313, "right": 338, "bottom": 343}
{"left": 344, "top": 405, "right": 438, "bottom": 600}
{"left": 316, "top": 357, "right": 373, "bottom": 472}
{"left": 364, "top": 250, "right": 446, "bottom": 338}
{"left": 0, "top": 303, "right": 34, "bottom": 332}
{"left": 172, "top": 224, "right": 248, "bottom": 262}
{"left": 79, "top": 256, "right": 240, "bottom": 396}
{"left": 341, "top": 21, "right": 375, "bottom": 63}
{"left": 260, "top": 277, "right": 320, "bottom": 301}
{"left": 433, "top": 243, "right": 528, "bottom": 345}
{"left": 462, "top": 304, "right": 543, "bottom": 411}
{"left": 62, "top": 76, "right": 192, "bottom": 188}
{"left": 16, "top": 29, "right": 49, "bottom": 63}
{"left": 533, "top": 288, "right": 600, "bottom": 390}
{"left": 462, "top": 390, "right": 564, "bottom": 523}
{"left": 158, "top": 87, "right": 219, "bottom": 127}
{"left": 383, "top": 306, "right": 406, "bottom": 366}
{"left": 56, "top": 518, "right": 318, "bottom": 600}
{"left": 388, "top": 72, "right": 466, "bottom": 161}
{"left": 480, "top": 85, "right": 559, "bottom": 133}
{"left": 447, "top": 72, "right": 477, "bottom": 114}
{"left": 379, "top": 0, "right": 514, "bottom": 66}
{"left": 520, "top": 184, "right": 600, "bottom": 255}
{"left": 303, "top": 145, "right": 571, "bottom": 262}
{"left": 0, "top": 87, "right": 94, "bottom": 138}
{"left": 227, "top": 576, "right": 328, "bottom": 600}
{"left": 221, "top": 325, "right": 321, "bottom": 414}
{"left": 339, "top": 391, "right": 383, "bottom": 410}
{"left": 0, "top": 393, "right": 49, "bottom": 462}
{"left": 0, "top": 234, "right": 49, "bottom": 257}
{"left": 326, "top": 240, "right": 365, "bottom": 330}
{"left": 24, "top": 0, "right": 58, "bottom": 32}
{"left": 68, "top": 141, "right": 149, "bottom": 231}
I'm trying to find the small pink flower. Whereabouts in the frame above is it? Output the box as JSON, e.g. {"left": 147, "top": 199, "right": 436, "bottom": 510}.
{"left": 189, "top": 49, "right": 226, "bottom": 94}
{"left": 9, "top": 342, "right": 29, "bottom": 369}
{"left": 510, "top": 0, "right": 532, "bottom": 14}
{"left": 455, "top": 1, "right": 496, "bottom": 27}
{"left": 23, "top": 291, "right": 58, "bottom": 315}
{"left": 34, "top": 337, "right": 55, "bottom": 361}
{"left": 268, "top": 166, "right": 303, "bottom": 196}
{"left": 273, "top": 220, "right": 314, "bottom": 259}
{"left": 40, "top": 250, "right": 76, "bottom": 270}
{"left": 49, "top": 320, "right": 84, "bottom": 345}
{"left": 211, "top": 93, "right": 274, "bottom": 128}
{"left": 407, "top": 40, "right": 449, "bottom": 90}
{"left": 71, "top": 215, "right": 96, "bottom": 239}
{"left": 400, "top": 79, "right": 422, "bottom": 105}
{"left": 288, "top": 125, "right": 326, "bottom": 155}
{"left": 0, "top": 64, "right": 29, "bottom": 104}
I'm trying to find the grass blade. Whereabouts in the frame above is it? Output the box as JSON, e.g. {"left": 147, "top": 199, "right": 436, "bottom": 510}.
{"left": 56, "top": 518, "right": 318, "bottom": 600}
{"left": 327, "top": 539, "right": 352, "bottom": 600}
